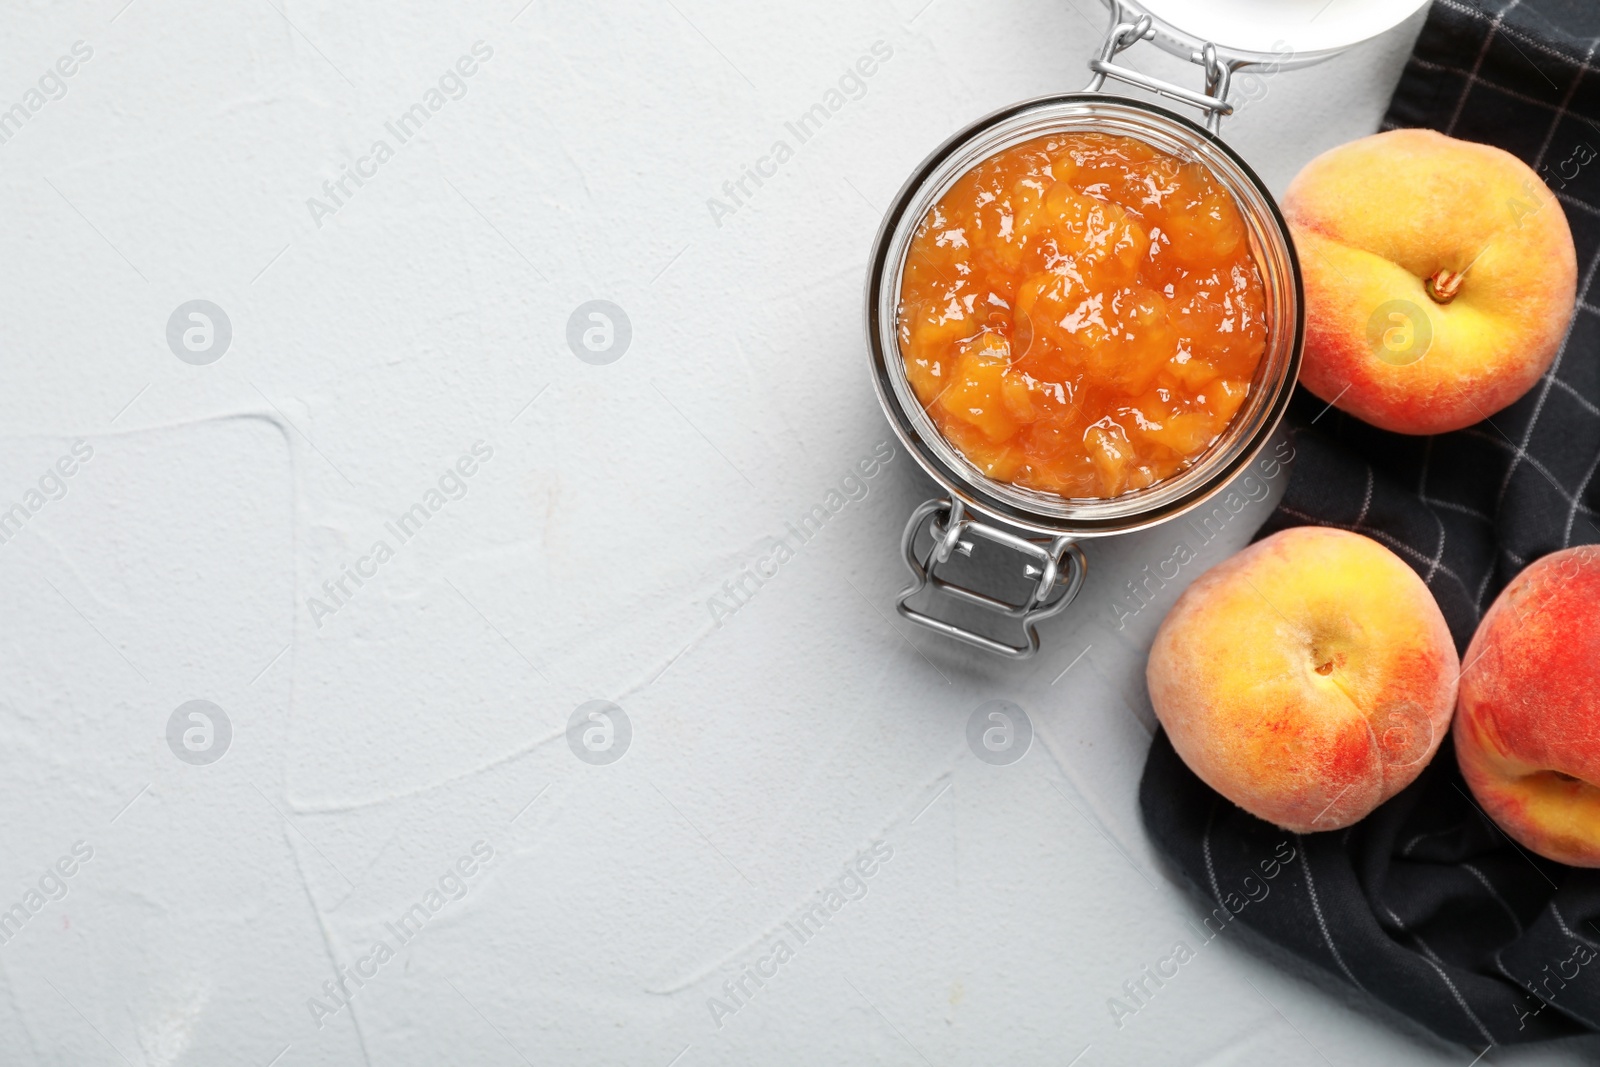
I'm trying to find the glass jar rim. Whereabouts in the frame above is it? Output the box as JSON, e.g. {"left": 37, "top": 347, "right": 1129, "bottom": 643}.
{"left": 864, "top": 92, "right": 1304, "bottom": 537}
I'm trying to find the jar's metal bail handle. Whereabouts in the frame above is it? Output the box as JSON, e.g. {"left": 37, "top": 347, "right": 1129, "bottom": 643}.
{"left": 895, "top": 497, "right": 1088, "bottom": 659}
{"left": 1084, "top": 1, "right": 1235, "bottom": 134}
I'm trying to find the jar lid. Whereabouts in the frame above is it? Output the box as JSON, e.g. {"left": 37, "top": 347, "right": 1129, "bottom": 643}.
{"left": 1120, "top": 0, "right": 1431, "bottom": 66}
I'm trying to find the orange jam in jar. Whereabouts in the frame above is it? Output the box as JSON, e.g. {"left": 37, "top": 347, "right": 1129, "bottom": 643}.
{"left": 897, "top": 132, "right": 1270, "bottom": 498}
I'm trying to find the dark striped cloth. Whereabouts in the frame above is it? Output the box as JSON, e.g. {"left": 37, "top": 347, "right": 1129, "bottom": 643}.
{"left": 1141, "top": 0, "right": 1600, "bottom": 1047}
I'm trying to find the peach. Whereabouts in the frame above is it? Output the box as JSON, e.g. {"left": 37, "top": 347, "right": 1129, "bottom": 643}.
{"left": 1455, "top": 547, "right": 1600, "bottom": 867}
{"left": 1147, "top": 527, "right": 1459, "bottom": 832}
{"left": 1282, "top": 129, "right": 1576, "bottom": 435}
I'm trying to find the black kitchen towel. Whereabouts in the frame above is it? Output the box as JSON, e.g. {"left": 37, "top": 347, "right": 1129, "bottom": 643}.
{"left": 1140, "top": 0, "right": 1600, "bottom": 1047}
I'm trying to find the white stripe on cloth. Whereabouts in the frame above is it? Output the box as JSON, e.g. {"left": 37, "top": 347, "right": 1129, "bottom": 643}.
{"left": 1445, "top": 0, "right": 1523, "bottom": 136}
{"left": 1551, "top": 902, "right": 1600, "bottom": 949}
{"left": 1383, "top": 903, "right": 1498, "bottom": 1045}
{"left": 1295, "top": 833, "right": 1369, "bottom": 994}
{"left": 1485, "top": 222, "right": 1600, "bottom": 606}
{"left": 1460, "top": 862, "right": 1526, "bottom": 937}
{"left": 1202, "top": 797, "right": 1224, "bottom": 905}
{"left": 1530, "top": 36, "right": 1598, "bottom": 170}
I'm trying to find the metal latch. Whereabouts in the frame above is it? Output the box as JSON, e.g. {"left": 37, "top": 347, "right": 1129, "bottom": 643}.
{"left": 895, "top": 497, "right": 1088, "bottom": 659}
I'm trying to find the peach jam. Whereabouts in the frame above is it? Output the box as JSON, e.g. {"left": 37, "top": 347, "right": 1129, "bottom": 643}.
{"left": 896, "top": 132, "right": 1269, "bottom": 498}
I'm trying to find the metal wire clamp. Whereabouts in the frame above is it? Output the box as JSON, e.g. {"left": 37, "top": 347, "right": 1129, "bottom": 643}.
{"left": 895, "top": 498, "right": 1088, "bottom": 660}
{"left": 1085, "top": 2, "right": 1236, "bottom": 133}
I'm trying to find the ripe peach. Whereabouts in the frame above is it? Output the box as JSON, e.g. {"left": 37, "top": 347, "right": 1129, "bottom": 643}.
{"left": 1456, "top": 547, "right": 1600, "bottom": 867}
{"left": 1283, "top": 129, "right": 1576, "bottom": 435}
{"left": 1147, "top": 527, "right": 1459, "bottom": 832}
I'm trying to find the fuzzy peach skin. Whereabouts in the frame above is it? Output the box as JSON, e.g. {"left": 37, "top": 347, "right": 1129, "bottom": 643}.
{"left": 1147, "top": 527, "right": 1459, "bottom": 832}
{"left": 1283, "top": 129, "right": 1576, "bottom": 435}
{"left": 1456, "top": 546, "right": 1600, "bottom": 867}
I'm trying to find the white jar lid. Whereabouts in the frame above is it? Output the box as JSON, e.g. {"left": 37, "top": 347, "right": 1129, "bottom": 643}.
{"left": 1124, "top": 0, "right": 1431, "bottom": 65}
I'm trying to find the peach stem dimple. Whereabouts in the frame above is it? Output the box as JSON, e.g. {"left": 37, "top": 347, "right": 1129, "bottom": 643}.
{"left": 1425, "top": 268, "right": 1465, "bottom": 304}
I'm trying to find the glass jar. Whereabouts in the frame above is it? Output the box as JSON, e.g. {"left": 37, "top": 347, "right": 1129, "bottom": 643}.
{"left": 862, "top": 0, "right": 1422, "bottom": 658}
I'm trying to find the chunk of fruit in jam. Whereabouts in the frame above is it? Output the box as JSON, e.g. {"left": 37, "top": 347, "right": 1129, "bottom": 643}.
{"left": 897, "top": 132, "right": 1269, "bottom": 498}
